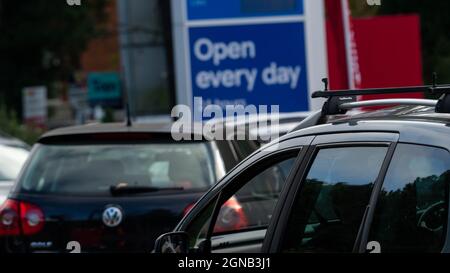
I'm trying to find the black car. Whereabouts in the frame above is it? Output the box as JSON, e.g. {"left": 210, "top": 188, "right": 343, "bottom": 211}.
{"left": 155, "top": 84, "right": 450, "bottom": 253}
{"left": 0, "top": 111, "right": 307, "bottom": 253}
{"left": 0, "top": 122, "right": 251, "bottom": 253}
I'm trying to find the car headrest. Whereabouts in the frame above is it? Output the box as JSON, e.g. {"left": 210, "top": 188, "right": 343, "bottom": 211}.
{"left": 155, "top": 151, "right": 204, "bottom": 185}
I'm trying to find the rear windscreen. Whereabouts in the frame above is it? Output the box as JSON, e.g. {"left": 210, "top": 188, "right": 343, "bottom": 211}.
{"left": 17, "top": 143, "right": 216, "bottom": 196}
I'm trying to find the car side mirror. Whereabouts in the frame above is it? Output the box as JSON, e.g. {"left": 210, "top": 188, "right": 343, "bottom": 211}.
{"left": 154, "top": 231, "right": 189, "bottom": 253}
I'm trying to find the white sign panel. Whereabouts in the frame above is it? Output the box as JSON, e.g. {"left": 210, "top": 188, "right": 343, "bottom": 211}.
{"left": 22, "top": 86, "right": 47, "bottom": 126}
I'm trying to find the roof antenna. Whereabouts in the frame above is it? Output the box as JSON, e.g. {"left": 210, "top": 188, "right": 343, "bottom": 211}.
{"left": 126, "top": 101, "right": 132, "bottom": 127}
{"left": 432, "top": 72, "right": 438, "bottom": 88}
{"left": 120, "top": 71, "right": 132, "bottom": 127}
{"left": 429, "top": 72, "right": 438, "bottom": 95}
{"left": 322, "top": 78, "right": 329, "bottom": 92}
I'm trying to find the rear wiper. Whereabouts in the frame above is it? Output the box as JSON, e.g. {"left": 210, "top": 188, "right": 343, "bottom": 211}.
{"left": 110, "top": 184, "right": 184, "bottom": 196}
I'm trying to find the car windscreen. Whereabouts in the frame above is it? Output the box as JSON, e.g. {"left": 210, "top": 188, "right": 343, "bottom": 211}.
{"left": 17, "top": 142, "right": 216, "bottom": 196}
{"left": 0, "top": 145, "right": 29, "bottom": 182}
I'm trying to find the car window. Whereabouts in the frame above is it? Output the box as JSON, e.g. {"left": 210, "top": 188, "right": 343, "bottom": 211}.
{"left": 185, "top": 151, "right": 299, "bottom": 250}
{"left": 368, "top": 144, "right": 450, "bottom": 253}
{"left": 281, "top": 146, "right": 388, "bottom": 253}
{"left": 213, "top": 157, "right": 296, "bottom": 234}
{"left": 18, "top": 143, "right": 215, "bottom": 195}
{"left": 0, "top": 145, "right": 29, "bottom": 182}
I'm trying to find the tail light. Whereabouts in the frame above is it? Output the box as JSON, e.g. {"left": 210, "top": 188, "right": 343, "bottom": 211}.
{"left": 214, "top": 196, "right": 248, "bottom": 233}
{"left": 0, "top": 199, "right": 45, "bottom": 236}
{"left": 20, "top": 202, "right": 45, "bottom": 235}
{"left": 0, "top": 200, "right": 20, "bottom": 236}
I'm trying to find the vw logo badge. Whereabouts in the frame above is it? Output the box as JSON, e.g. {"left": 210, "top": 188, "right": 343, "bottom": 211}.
{"left": 102, "top": 205, "right": 123, "bottom": 227}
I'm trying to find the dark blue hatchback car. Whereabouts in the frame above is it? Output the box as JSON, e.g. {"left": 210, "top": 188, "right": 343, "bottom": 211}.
{"left": 0, "top": 122, "right": 244, "bottom": 253}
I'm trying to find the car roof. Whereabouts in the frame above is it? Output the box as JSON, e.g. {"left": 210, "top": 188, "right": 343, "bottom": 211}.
{"left": 279, "top": 105, "right": 450, "bottom": 149}
{"left": 338, "top": 105, "right": 450, "bottom": 123}
{"left": 40, "top": 122, "right": 174, "bottom": 139}
{"left": 0, "top": 131, "right": 30, "bottom": 150}
{"left": 39, "top": 112, "right": 312, "bottom": 142}
{"left": 38, "top": 122, "right": 193, "bottom": 144}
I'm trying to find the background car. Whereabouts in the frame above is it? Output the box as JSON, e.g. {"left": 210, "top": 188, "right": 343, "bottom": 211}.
{"left": 0, "top": 132, "right": 30, "bottom": 204}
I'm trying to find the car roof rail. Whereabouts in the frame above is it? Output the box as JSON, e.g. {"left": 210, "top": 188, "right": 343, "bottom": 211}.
{"left": 289, "top": 74, "right": 450, "bottom": 133}
{"left": 314, "top": 74, "right": 450, "bottom": 115}
{"left": 339, "top": 98, "right": 437, "bottom": 110}
{"left": 290, "top": 110, "right": 324, "bottom": 132}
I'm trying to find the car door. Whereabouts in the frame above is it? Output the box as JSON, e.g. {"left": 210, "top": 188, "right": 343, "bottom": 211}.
{"left": 176, "top": 136, "right": 314, "bottom": 253}
{"left": 265, "top": 132, "right": 400, "bottom": 253}
{"left": 362, "top": 143, "right": 450, "bottom": 253}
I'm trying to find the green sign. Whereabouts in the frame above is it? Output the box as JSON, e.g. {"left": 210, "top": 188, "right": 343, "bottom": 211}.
{"left": 88, "top": 72, "right": 122, "bottom": 106}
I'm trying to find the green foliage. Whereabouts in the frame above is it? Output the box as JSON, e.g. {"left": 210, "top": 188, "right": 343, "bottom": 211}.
{"left": 101, "top": 107, "right": 114, "bottom": 123}
{"left": 349, "top": 0, "right": 380, "bottom": 17}
{"left": 377, "top": 0, "right": 450, "bottom": 84}
{"left": 350, "top": 0, "right": 450, "bottom": 85}
{"left": 0, "top": 103, "right": 42, "bottom": 145}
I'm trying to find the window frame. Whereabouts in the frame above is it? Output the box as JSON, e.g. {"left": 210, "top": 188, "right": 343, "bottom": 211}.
{"left": 187, "top": 148, "right": 304, "bottom": 251}
{"left": 211, "top": 151, "right": 300, "bottom": 236}
{"left": 175, "top": 136, "right": 315, "bottom": 252}
{"left": 265, "top": 132, "right": 400, "bottom": 253}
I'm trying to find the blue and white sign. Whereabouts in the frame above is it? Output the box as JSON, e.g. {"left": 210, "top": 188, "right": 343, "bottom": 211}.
{"left": 189, "top": 23, "right": 308, "bottom": 112}
{"left": 171, "top": 0, "right": 328, "bottom": 115}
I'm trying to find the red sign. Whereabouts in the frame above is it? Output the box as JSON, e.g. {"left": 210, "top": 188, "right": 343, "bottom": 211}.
{"left": 352, "top": 15, "right": 424, "bottom": 101}
{"left": 325, "top": 1, "right": 424, "bottom": 101}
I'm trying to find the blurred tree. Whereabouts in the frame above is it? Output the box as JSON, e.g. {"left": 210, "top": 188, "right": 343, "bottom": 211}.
{"left": 0, "top": 102, "right": 42, "bottom": 145}
{"left": 101, "top": 107, "right": 114, "bottom": 123}
{"left": 350, "top": 0, "right": 450, "bottom": 85}
{"left": 377, "top": 0, "right": 450, "bottom": 85}
{"left": 349, "top": 0, "right": 380, "bottom": 17}
{"left": 0, "top": 0, "right": 108, "bottom": 118}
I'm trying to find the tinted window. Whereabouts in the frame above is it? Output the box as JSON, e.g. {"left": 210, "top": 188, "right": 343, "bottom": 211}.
{"left": 18, "top": 143, "right": 215, "bottom": 195}
{"left": 368, "top": 144, "right": 450, "bottom": 253}
{"left": 281, "top": 146, "right": 388, "bottom": 253}
{"left": 185, "top": 152, "right": 299, "bottom": 251}
{"left": 213, "top": 157, "right": 296, "bottom": 234}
